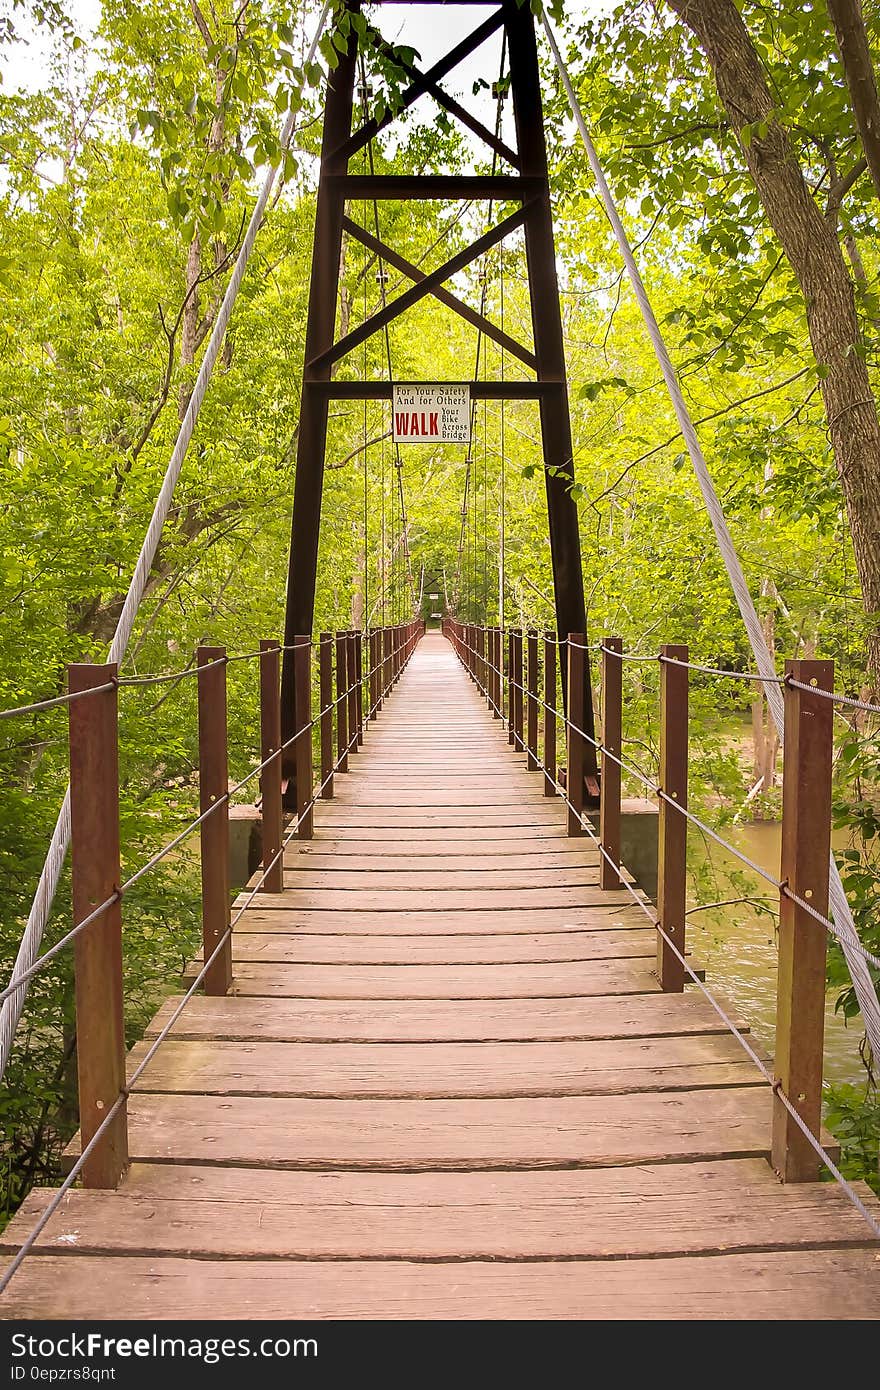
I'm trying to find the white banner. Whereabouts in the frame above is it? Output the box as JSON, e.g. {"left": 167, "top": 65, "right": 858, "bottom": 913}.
{"left": 392, "top": 383, "right": 470, "bottom": 444}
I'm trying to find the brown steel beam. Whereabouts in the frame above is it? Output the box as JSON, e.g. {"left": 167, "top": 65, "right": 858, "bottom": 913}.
{"left": 313, "top": 380, "right": 554, "bottom": 400}
{"left": 330, "top": 174, "right": 539, "bottom": 200}
{"left": 337, "top": 7, "right": 507, "bottom": 162}
{"left": 308, "top": 202, "right": 532, "bottom": 374}
{"left": 342, "top": 215, "right": 537, "bottom": 370}
{"left": 415, "top": 82, "right": 519, "bottom": 169}
{"left": 281, "top": 26, "right": 358, "bottom": 787}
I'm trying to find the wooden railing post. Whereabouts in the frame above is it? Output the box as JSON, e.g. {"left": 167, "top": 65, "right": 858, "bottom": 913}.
{"left": 382, "top": 626, "right": 392, "bottom": 698}
{"left": 294, "top": 637, "right": 314, "bottom": 839}
{"left": 657, "top": 644, "right": 688, "bottom": 991}
{"left": 259, "top": 641, "right": 284, "bottom": 893}
{"left": 68, "top": 663, "right": 128, "bottom": 1188}
{"left": 487, "top": 627, "right": 497, "bottom": 716}
{"left": 514, "top": 629, "right": 525, "bottom": 752}
{"left": 336, "top": 631, "right": 349, "bottom": 772}
{"left": 507, "top": 629, "right": 515, "bottom": 744}
{"left": 477, "top": 626, "right": 487, "bottom": 698}
{"left": 197, "top": 645, "right": 232, "bottom": 996}
{"left": 370, "top": 629, "right": 381, "bottom": 717}
{"left": 543, "top": 630, "right": 556, "bottom": 796}
{"left": 599, "top": 637, "right": 623, "bottom": 890}
{"left": 354, "top": 630, "right": 364, "bottom": 746}
{"left": 566, "top": 633, "right": 586, "bottom": 836}
{"left": 346, "top": 631, "right": 359, "bottom": 756}
{"left": 526, "top": 629, "right": 539, "bottom": 771}
{"left": 319, "top": 633, "right": 334, "bottom": 799}
{"left": 772, "top": 658, "right": 834, "bottom": 1182}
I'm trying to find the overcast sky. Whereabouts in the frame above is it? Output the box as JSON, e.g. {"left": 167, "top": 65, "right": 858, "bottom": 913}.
{"left": 1, "top": 1, "right": 611, "bottom": 100}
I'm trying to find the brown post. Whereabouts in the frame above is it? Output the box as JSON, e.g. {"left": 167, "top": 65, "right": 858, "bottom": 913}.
{"left": 772, "top": 659, "right": 834, "bottom": 1182}
{"left": 319, "top": 633, "right": 334, "bottom": 799}
{"left": 346, "top": 631, "right": 358, "bottom": 751}
{"left": 477, "top": 627, "right": 486, "bottom": 698}
{"left": 259, "top": 641, "right": 284, "bottom": 893}
{"left": 336, "top": 631, "right": 349, "bottom": 772}
{"left": 197, "top": 646, "right": 232, "bottom": 996}
{"left": 354, "top": 630, "right": 364, "bottom": 746}
{"left": 487, "top": 628, "right": 496, "bottom": 715}
{"left": 68, "top": 663, "right": 127, "bottom": 1188}
{"left": 382, "top": 626, "right": 392, "bottom": 698}
{"left": 369, "top": 629, "right": 381, "bottom": 717}
{"left": 543, "top": 630, "right": 556, "bottom": 796}
{"left": 294, "top": 637, "right": 314, "bottom": 839}
{"left": 507, "top": 629, "right": 515, "bottom": 744}
{"left": 566, "top": 634, "right": 586, "bottom": 836}
{"left": 599, "top": 638, "right": 623, "bottom": 890}
{"left": 657, "top": 644, "right": 688, "bottom": 991}
{"left": 513, "top": 629, "right": 525, "bottom": 753}
{"left": 526, "top": 629, "right": 539, "bottom": 771}
{"left": 495, "top": 627, "right": 503, "bottom": 719}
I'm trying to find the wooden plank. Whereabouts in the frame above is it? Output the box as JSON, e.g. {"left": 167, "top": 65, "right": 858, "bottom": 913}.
{"left": 294, "top": 824, "right": 569, "bottom": 842}
{"left": 123, "top": 1035, "right": 761, "bottom": 1098}
{"left": 339, "top": 770, "right": 544, "bottom": 782}
{"left": 314, "top": 809, "right": 566, "bottom": 827}
{"left": 220, "top": 928, "right": 657, "bottom": 964}
{"left": 6, "top": 1250, "right": 877, "bottom": 1320}
{"left": 8, "top": 1159, "right": 875, "bottom": 1262}
{"left": 206, "top": 960, "right": 661, "bottom": 999}
{"left": 145, "top": 991, "right": 747, "bottom": 1044}
{"left": 236, "top": 887, "right": 646, "bottom": 911}
{"left": 286, "top": 848, "right": 603, "bottom": 868}
{"left": 327, "top": 789, "right": 551, "bottom": 805}
{"left": 233, "top": 906, "right": 650, "bottom": 934}
{"left": 278, "top": 868, "right": 609, "bottom": 890}
{"left": 64, "top": 1087, "right": 772, "bottom": 1170}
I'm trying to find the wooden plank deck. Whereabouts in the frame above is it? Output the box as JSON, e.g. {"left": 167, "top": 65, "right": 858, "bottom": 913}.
{"left": 3, "top": 632, "right": 879, "bottom": 1320}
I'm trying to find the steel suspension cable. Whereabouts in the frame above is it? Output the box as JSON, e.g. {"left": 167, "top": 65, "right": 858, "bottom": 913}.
{"left": 0, "top": 1, "right": 333, "bottom": 1081}
{"left": 541, "top": 15, "right": 880, "bottom": 1061}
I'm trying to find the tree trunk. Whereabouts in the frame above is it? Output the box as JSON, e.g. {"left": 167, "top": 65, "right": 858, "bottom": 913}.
{"left": 826, "top": 0, "right": 880, "bottom": 200}
{"left": 668, "top": 0, "right": 880, "bottom": 675}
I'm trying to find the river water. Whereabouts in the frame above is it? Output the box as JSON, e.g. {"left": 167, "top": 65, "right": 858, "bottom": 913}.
{"left": 688, "top": 821, "right": 867, "bottom": 1088}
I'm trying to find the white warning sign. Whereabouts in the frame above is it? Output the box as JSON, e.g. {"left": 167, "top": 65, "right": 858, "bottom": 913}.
{"left": 392, "top": 383, "right": 470, "bottom": 444}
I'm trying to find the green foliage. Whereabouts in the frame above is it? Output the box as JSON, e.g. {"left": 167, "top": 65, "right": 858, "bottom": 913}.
{"left": 823, "top": 1082, "right": 880, "bottom": 1194}
{"left": 832, "top": 731, "right": 880, "bottom": 1024}
{"left": 1, "top": 0, "right": 879, "bottom": 1226}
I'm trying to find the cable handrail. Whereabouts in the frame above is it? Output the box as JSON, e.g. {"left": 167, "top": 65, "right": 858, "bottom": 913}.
{"left": 0, "top": 632, "right": 415, "bottom": 1008}
{"left": 0, "top": 619, "right": 422, "bottom": 1294}
{"left": 448, "top": 626, "right": 880, "bottom": 971}
{"left": 0, "top": 635, "right": 410, "bottom": 720}
{"left": 447, "top": 620, "right": 880, "bottom": 1244}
